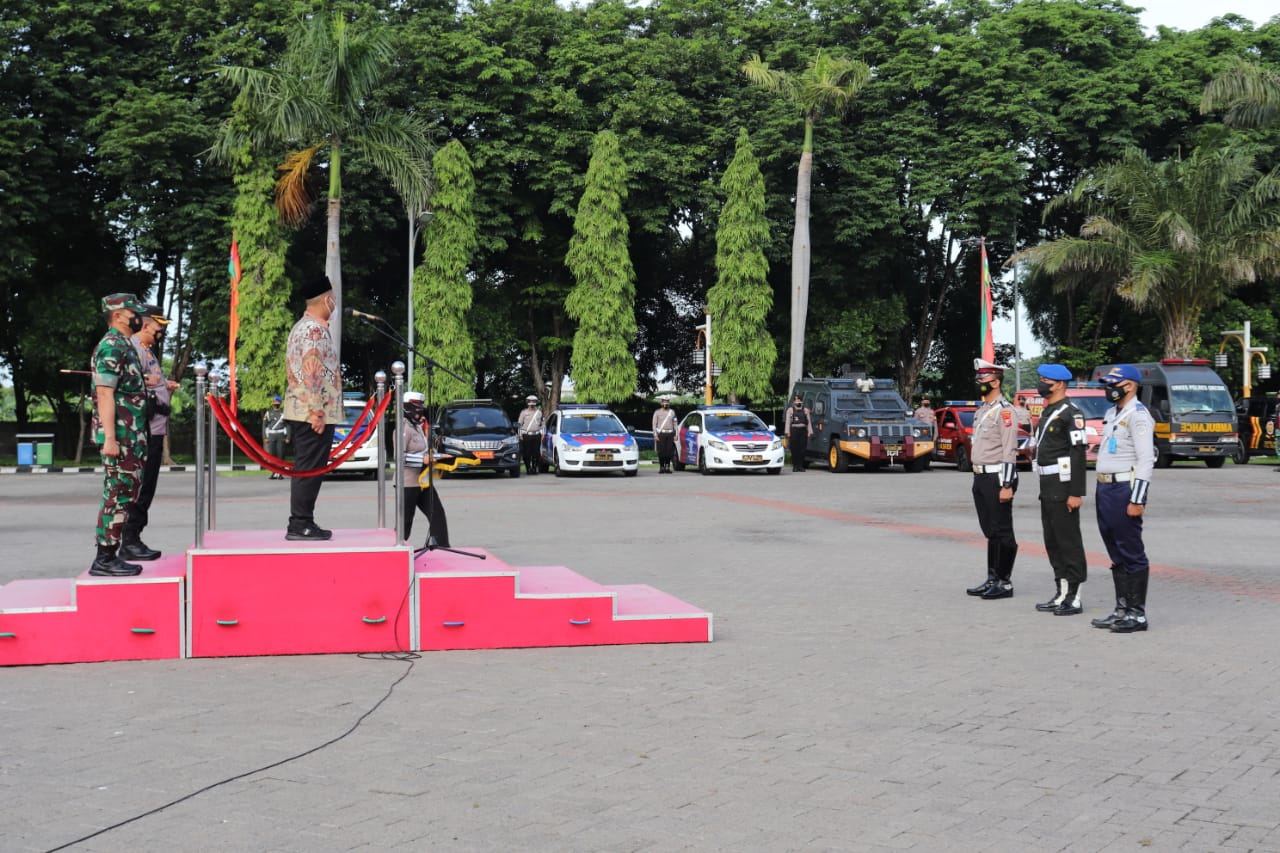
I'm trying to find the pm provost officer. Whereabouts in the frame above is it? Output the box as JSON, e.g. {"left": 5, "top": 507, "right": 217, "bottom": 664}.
{"left": 88, "top": 293, "right": 150, "bottom": 577}
{"left": 283, "top": 275, "right": 343, "bottom": 541}
{"left": 965, "top": 358, "right": 1020, "bottom": 600}
{"left": 1031, "top": 363, "right": 1088, "bottom": 616}
{"left": 1092, "top": 364, "right": 1156, "bottom": 634}
{"left": 652, "top": 396, "right": 678, "bottom": 473}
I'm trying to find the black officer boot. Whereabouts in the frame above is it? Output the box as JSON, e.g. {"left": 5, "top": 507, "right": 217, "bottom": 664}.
{"left": 981, "top": 542, "right": 1016, "bottom": 599}
{"left": 1036, "top": 578, "right": 1067, "bottom": 612}
{"left": 89, "top": 545, "right": 143, "bottom": 577}
{"left": 1053, "top": 581, "right": 1083, "bottom": 615}
{"left": 119, "top": 539, "right": 161, "bottom": 561}
{"left": 1111, "top": 570, "right": 1149, "bottom": 633}
{"left": 966, "top": 570, "right": 996, "bottom": 596}
{"left": 1091, "top": 568, "right": 1127, "bottom": 628}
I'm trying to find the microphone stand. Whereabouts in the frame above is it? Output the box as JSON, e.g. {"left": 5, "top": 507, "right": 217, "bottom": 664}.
{"left": 348, "top": 313, "right": 484, "bottom": 563}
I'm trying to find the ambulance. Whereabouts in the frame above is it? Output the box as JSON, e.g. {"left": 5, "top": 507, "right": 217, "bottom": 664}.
{"left": 1013, "top": 383, "right": 1110, "bottom": 463}
{"left": 1089, "top": 360, "right": 1237, "bottom": 468}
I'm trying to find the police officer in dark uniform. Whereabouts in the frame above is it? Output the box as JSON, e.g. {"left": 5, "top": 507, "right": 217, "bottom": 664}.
{"left": 1092, "top": 364, "right": 1155, "bottom": 633}
{"left": 965, "top": 358, "right": 1019, "bottom": 599}
{"left": 1031, "top": 364, "right": 1088, "bottom": 615}
{"left": 784, "top": 394, "right": 813, "bottom": 472}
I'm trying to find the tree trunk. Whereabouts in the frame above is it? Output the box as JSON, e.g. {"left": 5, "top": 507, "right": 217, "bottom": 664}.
{"left": 789, "top": 142, "right": 813, "bottom": 397}
{"left": 1163, "top": 312, "right": 1197, "bottom": 359}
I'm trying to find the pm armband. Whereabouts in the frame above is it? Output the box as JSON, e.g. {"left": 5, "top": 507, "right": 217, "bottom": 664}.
{"left": 1129, "top": 478, "right": 1149, "bottom": 505}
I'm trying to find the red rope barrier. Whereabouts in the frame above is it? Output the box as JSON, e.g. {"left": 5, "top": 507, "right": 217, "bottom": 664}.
{"left": 206, "top": 392, "right": 394, "bottom": 478}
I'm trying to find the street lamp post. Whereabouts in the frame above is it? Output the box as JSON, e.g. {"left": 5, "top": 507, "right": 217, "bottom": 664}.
{"left": 406, "top": 207, "right": 431, "bottom": 389}
{"left": 694, "top": 311, "right": 712, "bottom": 406}
{"left": 1216, "top": 320, "right": 1270, "bottom": 399}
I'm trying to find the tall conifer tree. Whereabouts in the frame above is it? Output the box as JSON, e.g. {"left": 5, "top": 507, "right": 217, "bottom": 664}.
{"left": 565, "top": 130, "right": 638, "bottom": 403}
{"left": 413, "top": 139, "right": 477, "bottom": 406}
{"left": 708, "top": 129, "right": 775, "bottom": 403}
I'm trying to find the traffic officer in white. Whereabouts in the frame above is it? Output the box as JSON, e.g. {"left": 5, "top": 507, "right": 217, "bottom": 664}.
{"left": 1092, "top": 364, "right": 1156, "bottom": 633}
{"left": 517, "top": 395, "right": 544, "bottom": 475}
{"left": 965, "top": 358, "right": 1020, "bottom": 600}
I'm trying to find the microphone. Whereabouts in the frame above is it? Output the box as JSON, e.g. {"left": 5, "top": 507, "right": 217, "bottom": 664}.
{"left": 343, "top": 306, "right": 384, "bottom": 322}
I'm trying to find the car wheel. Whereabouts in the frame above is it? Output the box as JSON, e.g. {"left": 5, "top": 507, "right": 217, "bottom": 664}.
{"left": 1204, "top": 456, "right": 1226, "bottom": 469}
{"left": 828, "top": 441, "right": 849, "bottom": 473}
{"left": 509, "top": 466, "right": 520, "bottom": 478}
{"left": 904, "top": 457, "right": 926, "bottom": 473}
{"left": 767, "top": 466, "right": 781, "bottom": 475}
{"left": 673, "top": 455, "right": 686, "bottom": 472}
{"left": 1155, "top": 451, "right": 1174, "bottom": 469}
{"left": 1231, "top": 440, "right": 1248, "bottom": 465}
{"left": 956, "top": 445, "right": 972, "bottom": 473}
{"left": 624, "top": 469, "right": 637, "bottom": 478}
{"left": 554, "top": 450, "right": 565, "bottom": 477}
{"left": 697, "top": 449, "right": 709, "bottom": 475}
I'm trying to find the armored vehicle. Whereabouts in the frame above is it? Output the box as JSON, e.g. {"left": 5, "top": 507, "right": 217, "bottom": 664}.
{"left": 790, "top": 376, "right": 934, "bottom": 472}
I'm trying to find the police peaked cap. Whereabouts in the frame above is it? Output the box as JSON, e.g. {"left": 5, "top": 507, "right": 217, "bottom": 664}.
{"left": 142, "top": 304, "right": 170, "bottom": 324}
{"left": 973, "top": 357, "right": 1008, "bottom": 374}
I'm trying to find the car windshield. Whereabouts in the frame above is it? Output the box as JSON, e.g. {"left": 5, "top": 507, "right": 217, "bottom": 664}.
{"left": 706, "top": 413, "right": 768, "bottom": 431}
{"left": 957, "top": 411, "right": 975, "bottom": 428}
{"left": 1170, "top": 384, "right": 1235, "bottom": 415}
{"left": 340, "top": 402, "right": 372, "bottom": 429}
{"left": 562, "top": 413, "right": 626, "bottom": 434}
{"left": 443, "top": 407, "right": 514, "bottom": 436}
{"left": 1068, "top": 396, "right": 1112, "bottom": 419}
{"left": 832, "top": 392, "right": 905, "bottom": 412}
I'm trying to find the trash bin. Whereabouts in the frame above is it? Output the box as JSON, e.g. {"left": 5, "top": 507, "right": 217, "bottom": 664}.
{"left": 36, "top": 442, "right": 54, "bottom": 466}
{"left": 16, "top": 432, "right": 55, "bottom": 467}
{"left": 16, "top": 442, "right": 34, "bottom": 465}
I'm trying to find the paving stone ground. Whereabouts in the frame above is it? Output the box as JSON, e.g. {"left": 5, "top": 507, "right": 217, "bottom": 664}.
{"left": 2, "top": 461, "right": 1279, "bottom": 852}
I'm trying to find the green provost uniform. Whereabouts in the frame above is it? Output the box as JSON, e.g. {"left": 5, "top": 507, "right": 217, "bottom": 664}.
{"left": 92, "top": 326, "right": 149, "bottom": 546}
{"left": 1034, "top": 398, "right": 1088, "bottom": 586}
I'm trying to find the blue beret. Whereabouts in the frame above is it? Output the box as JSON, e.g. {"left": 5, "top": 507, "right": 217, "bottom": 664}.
{"left": 1101, "top": 364, "right": 1141, "bottom": 384}
{"left": 1037, "top": 363, "right": 1072, "bottom": 381}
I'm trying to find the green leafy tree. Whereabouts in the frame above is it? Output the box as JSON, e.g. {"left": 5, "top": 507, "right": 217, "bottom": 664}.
{"left": 212, "top": 11, "right": 433, "bottom": 360}
{"left": 708, "top": 129, "right": 775, "bottom": 402}
{"left": 227, "top": 103, "right": 294, "bottom": 412}
{"left": 1017, "top": 145, "right": 1280, "bottom": 358}
{"left": 565, "top": 130, "right": 638, "bottom": 404}
{"left": 1203, "top": 56, "right": 1280, "bottom": 129}
{"left": 412, "top": 140, "right": 478, "bottom": 406}
{"left": 741, "top": 49, "right": 870, "bottom": 394}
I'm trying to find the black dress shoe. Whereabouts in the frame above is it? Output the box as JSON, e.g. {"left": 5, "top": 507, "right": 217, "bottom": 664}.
{"left": 1035, "top": 598, "right": 1060, "bottom": 612}
{"left": 286, "top": 525, "right": 333, "bottom": 541}
{"left": 89, "top": 556, "right": 143, "bottom": 577}
{"left": 980, "top": 581, "right": 1013, "bottom": 600}
{"left": 119, "top": 541, "right": 161, "bottom": 561}
{"left": 966, "top": 577, "right": 996, "bottom": 596}
{"left": 1054, "top": 600, "right": 1083, "bottom": 615}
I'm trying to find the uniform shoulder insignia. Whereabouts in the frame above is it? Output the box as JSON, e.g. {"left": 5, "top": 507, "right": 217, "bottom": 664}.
{"left": 1001, "top": 408, "right": 1013, "bottom": 427}
{"left": 1073, "top": 413, "right": 1084, "bottom": 429}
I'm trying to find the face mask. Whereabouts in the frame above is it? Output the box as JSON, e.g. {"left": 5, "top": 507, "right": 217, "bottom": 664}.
{"left": 1105, "top": 385, "right": 1124, "bottom": 403}
{"left": 1035, "top": 380, "right": 1053, "bottom": 397}
{"left": 324, "top": 296, "right": 336, "bottom": 315}
{"left": 127, "top": 313, "right": 144, "bottom": 333}
{"left": 976, "top": 381, "right": 993, "bottom": 396}
{"left": 153, "top": 329, "right": 166, "bottom": 344}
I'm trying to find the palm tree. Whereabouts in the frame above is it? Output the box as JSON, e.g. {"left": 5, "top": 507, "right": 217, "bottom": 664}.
{"left": 1202, "top": 56, "right": 1280, "bottom": 129}
{"left": 1015, "top": 145, "right": 1280, "bottom": 358}
{"left": 212, "top": 12, "right": 433, "bottom": 356}
{"left": 742, "top": 50, "right": 870, "bottom": 394}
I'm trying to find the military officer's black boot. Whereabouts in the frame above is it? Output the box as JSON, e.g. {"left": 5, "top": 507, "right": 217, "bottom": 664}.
{"left": 981, "top": 543, "right": 1016, "bottom": 599}
{"left": 1110, "top": 570, "right": 1149, "bottom": 633}
{"left": 1036, "top": 578, "right": 1067, "bottom": 612}
{"left": 119, "top": 539, "right": 161, "bottom": 561}
{"left": 89, "top": 545, "right": 143, "bottom": 577}
{"left": 1053, "top": 581, "right": 1083, "bottom": 615}
{"left": 1091, "top": 567, "right": 1127, "bottom": 628}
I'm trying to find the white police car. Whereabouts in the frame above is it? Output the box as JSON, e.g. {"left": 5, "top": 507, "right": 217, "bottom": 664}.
{"left": 541, "top": 405, "right": 640, "bottom": 477}
{"left": 332, "top": 393, "right": 383, "bottom": 477}
{"left": 675, "top": 406, "right": 784, "bottom": 474}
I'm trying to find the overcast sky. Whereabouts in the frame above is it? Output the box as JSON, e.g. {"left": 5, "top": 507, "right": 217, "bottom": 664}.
{"left": 1137, "top": 0, "right": 1277, "bottom": 32}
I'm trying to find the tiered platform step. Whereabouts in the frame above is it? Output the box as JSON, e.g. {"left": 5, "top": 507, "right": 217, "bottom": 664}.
{"left": 415, "top": 548, "right": 713, "bottom": 651}
{"left": 188, "top": 529, "right": 412, "bottom": 658}
{"left": 0, "top": 557, "right": 186, "bottom": 666}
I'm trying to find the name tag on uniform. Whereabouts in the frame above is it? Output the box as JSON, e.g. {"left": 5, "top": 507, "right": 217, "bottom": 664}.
{"left": 1057, "top": 456, "right": 1072, "bottom": 482}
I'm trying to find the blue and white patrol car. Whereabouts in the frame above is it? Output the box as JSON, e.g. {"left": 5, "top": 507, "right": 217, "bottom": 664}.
{"left": 675, "top": 406, "right": 784, "bottom": 474}
{"left": 540, "top": 405, "right": 640, "bottom": 477}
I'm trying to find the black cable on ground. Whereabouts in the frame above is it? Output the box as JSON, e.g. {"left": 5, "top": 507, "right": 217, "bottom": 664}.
{"left": 44, "top": 658, "right": 416, "bottom": 853}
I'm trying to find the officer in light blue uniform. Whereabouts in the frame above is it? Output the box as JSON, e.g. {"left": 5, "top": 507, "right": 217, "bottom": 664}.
{"left": 1092, "top": 364, "right": 1155, "bottom": 633}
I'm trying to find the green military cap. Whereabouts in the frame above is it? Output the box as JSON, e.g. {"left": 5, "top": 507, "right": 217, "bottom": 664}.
{"left": 100, "top": 292, "right": 146, "bottom": 313}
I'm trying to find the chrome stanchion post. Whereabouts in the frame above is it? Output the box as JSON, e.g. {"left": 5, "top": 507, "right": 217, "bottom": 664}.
{"left": 391, "top": 361, "right": 406, "bottom": 544}
{"left": 375, "top": 369, "right": 387, "bottom": 529}
{"left": 194, "top": 364, "right": 207, "bottom": 548}
{"left": 207, "top": 370, "right": 220, "bottom": 531}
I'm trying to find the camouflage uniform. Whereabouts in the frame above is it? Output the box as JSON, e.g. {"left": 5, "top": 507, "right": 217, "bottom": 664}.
{"left": 92, "top": 322, "right": 149, "bottom": 547}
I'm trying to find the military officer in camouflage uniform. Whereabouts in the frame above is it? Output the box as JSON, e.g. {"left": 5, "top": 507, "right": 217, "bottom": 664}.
{"left": 1030, "top": 363, "right": 1089, "bottom": 615}
{"left": 89, "top": 293, "right": 150, "bottom": 576}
